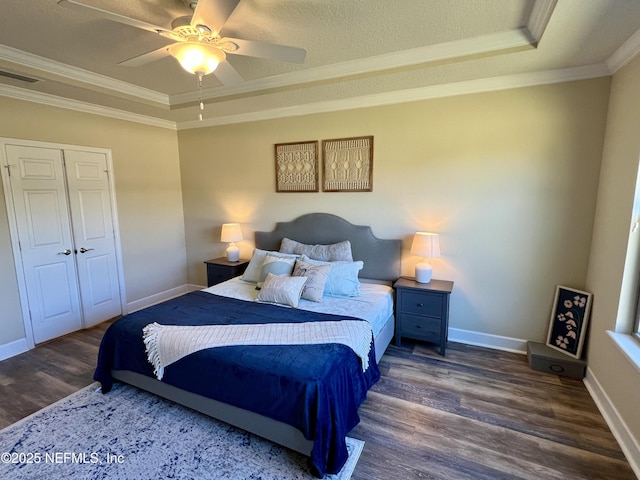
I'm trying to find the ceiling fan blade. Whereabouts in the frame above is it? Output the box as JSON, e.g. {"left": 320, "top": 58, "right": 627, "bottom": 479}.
{"left": 57, "top": 0, "right": 170, "bottom": 35}
{"left": 118, "top": 46, "right": 171, "bottom": 67}
{"left": 222, "top": 38, "right": 306, "bottom": 64}
{"left": 213, "top": 61, "right": 244, "bottom": 86}
{"left": 191, "top": 0, "right": 240, "bottom": 36}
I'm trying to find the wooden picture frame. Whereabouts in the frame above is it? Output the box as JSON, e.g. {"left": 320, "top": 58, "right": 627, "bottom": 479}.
{"left": 322, "top": 136, "right": 373, "bottom": 192}
{"left": 274, "top": 141, "right": 319, "bottom": 192}
{"left": 545, "top": 285, "right": 593, "bottom": 359}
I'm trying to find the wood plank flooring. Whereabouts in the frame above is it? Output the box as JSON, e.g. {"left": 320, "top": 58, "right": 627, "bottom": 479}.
{"left": 0, "top": 324, "right": 635, "bottom": 479}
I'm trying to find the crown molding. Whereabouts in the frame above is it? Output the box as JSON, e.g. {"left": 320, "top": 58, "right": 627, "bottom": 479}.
{"left": 0, "top": 83, "right": 176, "bottom": 130}
{"left": 0, "top": 62, "right": 610, "bottom": 132}
{"left": 607, "top": 28, "right": 640, "bottom": 73}
{"left": 527, "top": 0, "right": 558, "bottom": 45}
{"left": 177, "top": 64, "right": 611, "bottom": 130}
{"left": 0, "top": 44, "right": 170, "bottom": 106}
{"left": 172, "top": 28, "right": 535, "bottom": 105}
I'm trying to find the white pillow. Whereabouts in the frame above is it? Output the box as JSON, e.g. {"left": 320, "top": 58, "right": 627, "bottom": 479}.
{"left": 241, "top": 249, "right": 298, "bottom": 283}
{"left": 279, "top": 238, "right": 353, "bottom": 262}
{"left": 256, "top": 273, "right": 308, "bottom": 308}
{"left": 301, "top": 255, "right": 363, "bottom": 297}
{"left": 292, "top": 259, "right": 331, "bottom": 302}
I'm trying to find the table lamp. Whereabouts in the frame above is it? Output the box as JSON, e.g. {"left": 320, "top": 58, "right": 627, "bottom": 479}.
{"left": 221, "top": 223, "right": 243, "bottom": 262}
{"left": 410, "top": 232, "right": 440, "bottom": 283}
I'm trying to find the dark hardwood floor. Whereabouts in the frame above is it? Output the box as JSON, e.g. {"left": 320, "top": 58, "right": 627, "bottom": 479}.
{"left": 0, "top": 323, "right": 635, "bottom": 479}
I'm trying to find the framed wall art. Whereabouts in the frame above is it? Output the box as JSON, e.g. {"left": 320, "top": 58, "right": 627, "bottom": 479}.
{"left": 274, "top": 141, "right": 319, "bottom": 192}
{"left": 545, "top": 285, "right": 593, "bottom": 359}
{"left": 322, "top": 136, "right": 373, "bottom": 192}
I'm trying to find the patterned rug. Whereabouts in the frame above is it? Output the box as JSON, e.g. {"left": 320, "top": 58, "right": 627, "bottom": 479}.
{"left": 0, "top": 382, "right": 363, "bottom": 480}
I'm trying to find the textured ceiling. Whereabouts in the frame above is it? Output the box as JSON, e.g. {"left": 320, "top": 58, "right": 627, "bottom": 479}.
{"left": 0, "top": 0, "right": 639, "bottom": 128}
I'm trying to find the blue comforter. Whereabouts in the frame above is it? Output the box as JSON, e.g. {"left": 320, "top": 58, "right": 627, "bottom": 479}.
{"left": 94, "top": 291, "right": 380, "bottom": 477}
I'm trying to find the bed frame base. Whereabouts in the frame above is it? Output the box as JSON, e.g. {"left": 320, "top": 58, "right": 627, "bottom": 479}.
{"left": 111, "top": 369, "right": 314, "bottom": 455}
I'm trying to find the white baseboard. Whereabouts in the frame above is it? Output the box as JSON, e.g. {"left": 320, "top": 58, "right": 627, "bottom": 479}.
{"left": 0, "top": 337, "right": 29, "bottom": 361}
{"left": 448, "top": 327, "right": 528, "bottom": 354}
{"left": 126, "top": 284, "right": 192, "bottom": 314}
{"left": 583, "top": 367, "right": 640, "bottom": 479}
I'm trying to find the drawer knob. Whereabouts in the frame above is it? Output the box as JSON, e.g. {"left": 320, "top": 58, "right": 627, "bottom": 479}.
{"left": 417, "top": 303, "right": 424, "bottom": 307}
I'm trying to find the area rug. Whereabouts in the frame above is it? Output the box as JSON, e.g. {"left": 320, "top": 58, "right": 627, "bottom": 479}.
{"left": 0, "top": 382, "right": 363, "bottom": 480}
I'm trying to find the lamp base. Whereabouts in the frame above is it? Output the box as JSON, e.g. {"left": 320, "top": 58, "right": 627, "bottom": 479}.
{"left": 415, "top": 261, "right": 433, "bottom": 283}
{"left": 226, "top": 243, "right": 240, "bottom": 262}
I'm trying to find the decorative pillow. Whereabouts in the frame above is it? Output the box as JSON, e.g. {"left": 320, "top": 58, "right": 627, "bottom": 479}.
{"left": 292, "top": 259, "right": 331, "bottom": 302}
{"left": 257, "top": 253, "right": 297, "bottom": 287}
{"left": 301, "top": 255, "right": 363, "bottom": 297}
{"left": 279, "top": 238, "right": 353, "bottom": 262}
{"left": 256, "top": 273, "right": 308, "bottom": 308}
{"left": 241, "top": 249, "right": 298, "bottom": 283}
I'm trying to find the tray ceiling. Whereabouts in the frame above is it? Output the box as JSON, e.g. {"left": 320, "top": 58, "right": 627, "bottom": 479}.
{"left": 0, "top": 0, "right": 639, "bottom": 129}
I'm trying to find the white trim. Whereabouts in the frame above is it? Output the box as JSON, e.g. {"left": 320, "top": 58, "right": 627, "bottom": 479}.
{"left": 448, "top": 327, "right": 528, "bottom": 354}
{"left": 100, "top": 148, "right": 128, "bottom": 321}
{"left": 0, "top": 141, "right": 36, "bottom": 352}
{"left": 527, "top": 0, "right": 558, "bottom": 45}
{"left": 173, "top": 28, "right": 534, "bottom": 105}
{"left": 607, "top": 330, "right": 640, "bottom": 374}
{"left": 0, "top": 84, "right": 176, "bottom": 130}
{"left": 178, "top": 64, "right": 611, "bottom": 130}
{"left": 126, "top": 284, "right": 191, "bottom": 314}
{"left": 0, "top": 337, "right": 29, "bottom": 362}
{"left": 583, "top": 367, "right": 640, "bottom": 479}
{"left": 607, "top": 28, "right": 640, "bottom": 73}
{"left": 0, "top": 61, "right": 611, "bottom": 131}
{"left": 0, "top": 44, "right": 169, "bottom": 106}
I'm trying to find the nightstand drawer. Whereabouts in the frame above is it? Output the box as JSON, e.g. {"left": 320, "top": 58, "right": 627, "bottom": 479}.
{"left": 204, "top": 258, "right": 249, "bottom": 287}
{"left": 206, "top": 267, "right": 235, "bottom": 286}
{"left": 400, "top": 291, "right": 443, "bottom": 316}
{"left": 400, "top": 314, "right": 441, "bottom": 342}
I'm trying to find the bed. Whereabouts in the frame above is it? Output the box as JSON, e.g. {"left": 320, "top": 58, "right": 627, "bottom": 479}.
{"left": 94, "top": 213, "right": 401, "bottom": 477}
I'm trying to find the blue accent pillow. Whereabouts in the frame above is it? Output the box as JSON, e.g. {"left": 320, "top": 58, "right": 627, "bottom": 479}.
{"left": 242, "top": 249, "right": 298, "bottom": 283}
{"left": 257, "top": 253, "right": 297, "bottom": 287}
{"left": 301, "top": 255, "right": 363, "bottom": 297}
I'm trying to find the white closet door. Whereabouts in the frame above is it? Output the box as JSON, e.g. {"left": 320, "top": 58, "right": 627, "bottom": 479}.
{"left": 64, "top": 149, "right": 121, "bottom": 327}
{"left": 5, "top": 145, "right": 82, "bottom": 343}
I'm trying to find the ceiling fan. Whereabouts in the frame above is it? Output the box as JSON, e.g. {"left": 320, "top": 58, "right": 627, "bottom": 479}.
{"left": 57, "top": 0, "right": 307, "bottom": 86}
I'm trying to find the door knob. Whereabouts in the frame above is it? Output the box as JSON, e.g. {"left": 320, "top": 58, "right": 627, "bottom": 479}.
{"left": 79, "top": 247, "right": 95, "bottom": 253}
{"left": 57, "top": 249, "right": 72, "bottom": 256}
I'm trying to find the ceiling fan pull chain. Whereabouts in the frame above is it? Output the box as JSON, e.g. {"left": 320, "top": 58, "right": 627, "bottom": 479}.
{"left": 197, "top": 73, "right": 204, "bottom": 121}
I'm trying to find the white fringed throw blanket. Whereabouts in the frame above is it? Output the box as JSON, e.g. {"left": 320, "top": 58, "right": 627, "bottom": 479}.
{"left": 142, "top": 320, "right": 373, "bottom": 380}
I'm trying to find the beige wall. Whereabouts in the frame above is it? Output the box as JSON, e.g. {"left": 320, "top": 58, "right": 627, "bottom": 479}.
{"left": 586, "top": 55, "right": 640, "bottom": 447}
{"left": 178, "top": 77, "right": 610, "bottom": 342}
{"left": 0, "top": 97, "right": 186, "bottom": 346}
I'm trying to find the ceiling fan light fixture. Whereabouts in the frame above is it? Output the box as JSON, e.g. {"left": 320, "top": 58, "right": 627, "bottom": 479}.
{"left": 168, "top": 42, "right": 226, "bottom": 76}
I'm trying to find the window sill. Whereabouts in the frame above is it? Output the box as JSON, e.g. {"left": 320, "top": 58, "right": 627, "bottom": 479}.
{"left": 607, "top": 331, "right": 640, "bottom": 374}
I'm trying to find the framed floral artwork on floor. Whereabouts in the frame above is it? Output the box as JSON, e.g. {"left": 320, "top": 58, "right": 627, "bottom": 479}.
{"left": 546, "top": 285, "right": 593, "bottom": 359}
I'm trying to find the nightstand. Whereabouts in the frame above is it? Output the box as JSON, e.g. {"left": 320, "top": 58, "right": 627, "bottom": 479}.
{"left": 394, "top": 277, "right": 454, "bottom": 355}
{"left": 204, "top": 257, "right": 249, "bottom": 287}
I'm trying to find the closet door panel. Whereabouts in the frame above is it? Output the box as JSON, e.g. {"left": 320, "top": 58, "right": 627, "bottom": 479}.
{"left": 5, "top": 145, "right": 82, "bottom": 343}
{"left": 64, "top": 149, "right": 121, "bottom": 326}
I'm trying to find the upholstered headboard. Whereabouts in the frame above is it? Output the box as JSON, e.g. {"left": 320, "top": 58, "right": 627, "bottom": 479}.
{"left": 255, "top": 213, "right": 401, "bottom": 282}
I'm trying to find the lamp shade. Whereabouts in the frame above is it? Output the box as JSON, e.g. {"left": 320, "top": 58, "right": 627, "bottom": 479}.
{"left": 221, "top": 223, "right": 242, "bottom": 262}
{"left": 168, "top": 42, "right": 226, "bottom": 76}
{"left": 221, "top": 223, "right": 243, "bottom": 243}
{"left": 410, "top": 232, "right": 440, "bottom": 283}
{"left": 410, "top": 232, "right": 440, "bottom": 258}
